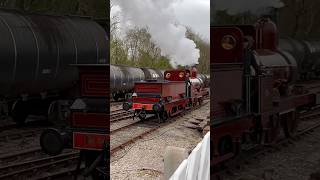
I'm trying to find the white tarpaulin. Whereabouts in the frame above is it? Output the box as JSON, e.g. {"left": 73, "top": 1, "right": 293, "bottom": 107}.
{"left": 169, "top": 132, "right": 210, "bottom": 180}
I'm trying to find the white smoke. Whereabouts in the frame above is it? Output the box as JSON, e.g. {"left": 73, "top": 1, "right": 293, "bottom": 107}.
{"left": 212, "top": 0, "right": 284, "bottom": 15}
{"left": 113, "top": 0, "right": 200, "bottom": 67}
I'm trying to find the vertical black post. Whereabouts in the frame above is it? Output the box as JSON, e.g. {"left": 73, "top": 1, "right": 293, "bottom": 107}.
{"left": 243, "top": 48, "right": 252, "bottom": 114}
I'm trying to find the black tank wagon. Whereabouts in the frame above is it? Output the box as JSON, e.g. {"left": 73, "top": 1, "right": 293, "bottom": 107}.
{"left": 0, "top": 9, "right": 108, "bottom": 124}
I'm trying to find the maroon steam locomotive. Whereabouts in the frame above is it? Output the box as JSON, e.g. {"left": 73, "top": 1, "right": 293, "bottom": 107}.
{"left": 123, "top": 67, "right": 209, "bottom": 122}
{"left": 40, "top": 64, "right": 108, "bottom": 179}
{"left": 212, "top": 17, "right": 320, "bottom": 167}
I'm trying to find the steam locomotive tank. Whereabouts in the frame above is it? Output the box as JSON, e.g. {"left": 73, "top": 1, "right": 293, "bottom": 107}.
{"left": 306, "top": 41, "right": 320, "bottom": 77}
{"left": 254, "top": 50, "right": 298, "bottom": 85}
{"left": 141, "top": 68, "right": 162, "bottom": 80}
{"left": 278, "top": 38, "right": 308, "bottom": 66}
{"left": 205, "top": 75, "right": 210, "bottom": 87}
{"left": 0, "top": 9, "right": 108, "bottom": 98}
{"left": 197, "top": 74, "right": 209, "bottom": 87}
{"left": 190, "top": 78, "right": 203, "bottom": 88}
{"left": 278, "top": 38, "right": 320, "bottom": 79}
{"left": 110, "top": 65, "right": 145, "bottom": 100}
{"left": 252, "top": 19, "right": 298, "bottom": 85}
{"left": 154, "top": 69, "right": 164, "bottom": 79}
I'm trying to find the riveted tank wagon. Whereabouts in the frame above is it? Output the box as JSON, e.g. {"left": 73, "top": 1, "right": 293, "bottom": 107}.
{"left": 0, "top": 9, "right": 108, "bottom": 124}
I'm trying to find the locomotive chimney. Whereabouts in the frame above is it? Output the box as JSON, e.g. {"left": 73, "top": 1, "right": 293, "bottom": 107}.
{"left": 255, "top": 16, "right": 278, "bottom": 50}
{"left": 190, "top": 64, "right": 198, "bottom": 78}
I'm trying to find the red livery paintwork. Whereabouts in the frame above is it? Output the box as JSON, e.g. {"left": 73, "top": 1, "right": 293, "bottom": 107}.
{"left": 80, "top": 67, "right": 108, "bottom": 97}
{"left": 71, "top": 112, "right": 109, "bottom": 129}
{"left": 132, "top": 103, "right": 153, "bottom": 111}
{"left": 211, "top": 18, "right": 320, "bottom": 168}
{"left": 73, "top": 132, "right": 108, "bottom": 151}
{"left": 72, "top": 65, "right": 109, "bottom": 148}
{"left": 211, "top": 27, "right": 244, "bottom": 63}
{"left": 40, "top": 64, "right": 109, "bottom": 177}
{"left": 124, "top": 68, "right": 209, "bottom": 122}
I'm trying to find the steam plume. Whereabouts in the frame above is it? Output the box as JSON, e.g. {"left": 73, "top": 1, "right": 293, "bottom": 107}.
{"left": 113, "top": 0, "right": 200, "bottom": 67}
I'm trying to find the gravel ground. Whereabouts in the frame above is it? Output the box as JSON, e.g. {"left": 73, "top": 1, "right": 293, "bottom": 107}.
{"left": 224, "top": 123, "right": 320, "bottom": 180}
{"left": 110, "top": 102, "right": 210, "bottom": 180}
{"left": 111, "top": 125, "right": 154, "bottom": 149}
{"left": 111, "top": 118, "right": 139, "bottom": 132}
{"left": 111, "top": 104, "right": 123, "bottom": 112}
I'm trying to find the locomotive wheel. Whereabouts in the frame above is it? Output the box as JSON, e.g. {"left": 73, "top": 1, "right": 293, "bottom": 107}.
{"left": 11, "top": 100, "right": 28, "bottom": 125}
{"left": 138, "top": 113, "right": 147, "bottom": 121}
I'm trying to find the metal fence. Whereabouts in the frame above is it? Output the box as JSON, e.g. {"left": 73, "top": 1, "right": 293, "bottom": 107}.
{"left": 169, "top": 132, "right": 210, "bottom": 180}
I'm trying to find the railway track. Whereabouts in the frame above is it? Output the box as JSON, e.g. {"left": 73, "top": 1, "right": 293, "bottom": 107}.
{"left": 110, "top": 118, "right": 140, "bottom": 134}
{"left": 213, "top": 109, "right": 320, "bottom": 180}
{"left": 110, "top": 100, "right": 210, "bottom": 156}
{"left": 0, "top": 108, "right": 119, "bottom": 179}
{"left": 110, "top": 109, "right": 133, "bottom": 122}
{"left": 0, "top": 150, "right": 79, "bottom": 179}
{"left": 110, "top": 101, "right": 125, "bottom": 107}
{"left": 0, "top": 118, "right": 81, "bottom": 179}
{"left": 110, "top": 108, "right": 135, "bottom": 133}
{"left": 0, "top": 99, "right": 208, "bottom": 178}
{"left": 0, "top": 134, "right": 81, "bottom": 180}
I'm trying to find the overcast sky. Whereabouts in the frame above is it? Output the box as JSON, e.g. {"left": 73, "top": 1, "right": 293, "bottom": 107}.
{"left": 172, "top": 0, "right": 210, "bottom": 41}
{"left": 111, "top": 0, "right": 210, "bottom": 41}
